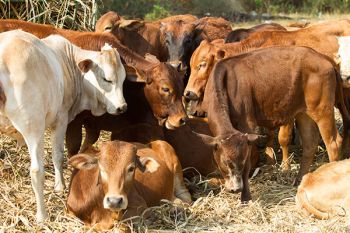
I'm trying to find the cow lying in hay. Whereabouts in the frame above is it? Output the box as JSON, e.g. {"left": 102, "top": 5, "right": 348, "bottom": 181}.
{"left": 192, "top": 46, "right": 348, "bottom": 202}
{"left": 0, "top": 30, "right": 126, "bottom": 222}
{"left": 67, "top": 140, "right": 192, "bottom": 230}
{"left": 296, "top": 159, "right": 350, "bottom": 219}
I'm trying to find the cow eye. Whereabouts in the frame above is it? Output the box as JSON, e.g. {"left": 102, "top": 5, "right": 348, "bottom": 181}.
{"left": 102, "top": 77, "right": 112, "bottom": 83}
{"left": 128, "top": 166, "right": 135, "bottom": 173}
{"left": 162, "top": 87, "right": 170, "bottom": 93}
{"left": 198, "top": 62, "right": 206, "bottom": 70}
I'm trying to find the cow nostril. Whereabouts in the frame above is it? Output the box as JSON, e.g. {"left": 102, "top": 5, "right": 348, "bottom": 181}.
{"left": 184, "top": 91, "right": 198, "bottom": 101}
{"left": 107, "top": 197, "right": 123, "bottom": 207}
{"left": 117, "top": 104, "right": 127, "bottom": 114}
{"left": 347, "top": 76, "right": 350, "bottom": 81}
{"left": 179, "top": 117, "right": 187, "bottom": 125}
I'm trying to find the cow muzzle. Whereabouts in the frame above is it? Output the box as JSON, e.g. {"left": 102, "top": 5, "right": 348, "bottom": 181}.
{"left": 103, "top": 195, "right": 127, "bottom": 210}
{"left": 107, "top": 103, "right": 128, "bottom": 115}
{"left": 184, "top": 90, "right": 199, "bottom": 101}
{"left": 158, "top": 115, "right": 187, "bottom": 130}
{"left": 225, "top": 175, "right": 243, "bottom": 193}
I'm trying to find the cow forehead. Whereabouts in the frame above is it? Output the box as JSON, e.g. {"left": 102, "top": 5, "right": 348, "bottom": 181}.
{"left": 164, "top": 21, "right": 195, "bottom": 38}
{"left": 192, "top": 42, "right": 213, "bottom": 63}
{"left": 99, "top": 141, "right": 136, "bottom": 169}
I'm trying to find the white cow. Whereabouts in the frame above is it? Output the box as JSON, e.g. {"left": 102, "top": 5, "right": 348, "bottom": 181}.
{"left": 0, "top": 30, "right": 127, "bottom": 221}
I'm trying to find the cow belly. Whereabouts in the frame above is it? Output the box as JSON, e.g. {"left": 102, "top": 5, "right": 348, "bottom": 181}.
{"left": 0, "top": 115, "right": 25, "bottom": 146}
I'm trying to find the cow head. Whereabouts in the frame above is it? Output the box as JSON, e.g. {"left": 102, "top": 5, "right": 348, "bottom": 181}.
{"left": 337, "top": 36, "right": 350, "bottom": 86}
{"left": 69, "top": 141, "right": 160, "bottom": 211}
{"left": 184, "top": 40, "right": 225, "bottom": 103}
{"left": 95, "top": 11, "right": 145, "bottom": 35}
{"left": 160, "top": 20, "right": 200, "bottom": 72}
{"left": 79, "top": 43, "right": 127, "bottom": 116}
{"left": 128, "top": 54, "right": 188, "bottom": 130}
{"left": 192, "top": 131, "right": 266, "bottom": 192}
{"left": 95, "top": 11, "right": 122, "bottom": 33}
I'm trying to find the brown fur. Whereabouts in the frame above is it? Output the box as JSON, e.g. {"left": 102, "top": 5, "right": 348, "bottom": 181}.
{"left": 160, "top": 16, "right": 232, "bottom": 73}
{"left": 201, "top": 46, "right": 347, "bottom": 201}
{"left": 0, "top": 19, "right": 187, "bottom": 155}
{"left": 0, "top": 81, "right": 6, "bottom": 110}
{"left": 67, "top": 140, "right": 191, "bottom": 230}
{"left": 95, "top": 11, "right": 197, "bottom": 61}
{"left": 225, "top": 23, "right": 286, "bottom": 43}
{"left": 296, "top": 159, "right": 350, "bottom": 219}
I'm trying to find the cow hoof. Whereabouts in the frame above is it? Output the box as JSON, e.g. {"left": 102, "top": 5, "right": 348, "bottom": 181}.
{"left": 36, "top": 210, "right": 48, "bottom": 223}
{"left": 54, "top": 182, "right": 66, "bottom": 193}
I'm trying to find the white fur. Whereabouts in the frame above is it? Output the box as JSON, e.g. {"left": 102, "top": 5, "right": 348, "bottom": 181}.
{"left": 0, "top": 30, "right": 126, "bottom": 222}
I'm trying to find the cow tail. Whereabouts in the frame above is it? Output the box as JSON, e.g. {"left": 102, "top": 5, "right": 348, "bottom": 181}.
{"left": 335, "top": 68, "right": 350, "bottom": 124}
{"left": 0, "top": 81, "right": 6, "bottom": 110}
{"left": 295, "top": 188, "right": 330, "bottom": 220}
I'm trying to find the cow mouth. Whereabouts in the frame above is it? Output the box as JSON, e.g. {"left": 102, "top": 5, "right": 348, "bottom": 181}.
{"left": 157, "top": 116, "right": 180, "bottom": 130}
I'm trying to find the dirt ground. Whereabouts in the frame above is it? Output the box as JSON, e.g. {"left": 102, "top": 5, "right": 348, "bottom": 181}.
{"left": 1, "top": 16, "right": 350, "bottom": 232}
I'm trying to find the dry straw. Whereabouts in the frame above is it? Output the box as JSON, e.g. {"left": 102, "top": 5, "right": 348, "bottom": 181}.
{"left": 1, "top": 128, "right": 350, "bottom": 232}
{"left": 0, "top": 0, "right": 99, "bottom": 30}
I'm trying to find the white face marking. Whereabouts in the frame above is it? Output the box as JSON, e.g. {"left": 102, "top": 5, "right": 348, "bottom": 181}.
{"left": 84, "top": 47, "right": 127, "bottom": 115}
{"left": 338, "top": 36, "right": 350, "bottom": 84}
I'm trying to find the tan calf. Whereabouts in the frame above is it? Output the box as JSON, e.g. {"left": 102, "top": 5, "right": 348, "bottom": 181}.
{"left": 296, "top": 159, "right": 350, "bottom": 219}
{"left": 67, "top": 140, "right": 191, "bottom": 230}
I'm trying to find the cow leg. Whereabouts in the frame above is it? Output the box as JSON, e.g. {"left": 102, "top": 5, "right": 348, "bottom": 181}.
{"left": 65, "top": 121, "right": 83, "bottom": 157}
{"left": 278, "top": 122, "right": 293, "bottom": 171}
{"left": 264, "top": 130, "right": 276, "bottom": 165}
{"left": 294, "top": 114, "right": 319, "bottom": 186}
{"left": 173, "top": 164, "right": 192, "bottom": 204}
{"left": 51, "top": 113, "right": 68, "bottom": 192}
{"left": 342, "top": 119, "right": 350, "bottom": 158}
{"left": 241, "top": 149, "right": 252, "bottom": 202}
{"left": 80, "top": 122, "right": 101, "bottom": 153}
{"left": 10, "top": 118, "right": 47, "bottom": 221}
{"left": 315, "top": 113, "right": 342, "bottom": 162}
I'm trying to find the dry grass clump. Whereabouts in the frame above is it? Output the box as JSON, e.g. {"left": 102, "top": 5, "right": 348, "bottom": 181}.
{"left": 0, "top": 0, "right": 99, "bottom": 30}
{"left": 1, "top": 127, "right": 350, "bottom": 232}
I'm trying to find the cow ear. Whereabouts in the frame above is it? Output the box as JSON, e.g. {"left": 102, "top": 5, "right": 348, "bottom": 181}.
{"left": 145, "top": 53, "right": 160, "bottom": 64}
{"left": 119, "top": 19, "right": 144, "bottom": 31}
{"left": 78, "top": 59, "right": 94, "bottom": 73}
{"left": 216, "top": 49, "right": 225, "bottom": 60}
{"left": 246, "top": 134, "right": 268, "bottom": 147}
{"left": 126, "top": 67, "right": 152, "bottom": 84}
{"left": 136, "top": 156, "right": 160, "bottom": 173}
{"left": 69, "top": 153, "right": 98, "bottom": 170}
{"left": 191, "top": 130, "right": 218, "bottom": 147}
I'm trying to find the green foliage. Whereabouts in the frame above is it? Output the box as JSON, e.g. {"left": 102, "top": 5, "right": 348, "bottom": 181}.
{"left": 144, "top": 4, "right": 171, "bottom": 21}
{"left": 100, "top": 0, "right": 350, "bottom": 20}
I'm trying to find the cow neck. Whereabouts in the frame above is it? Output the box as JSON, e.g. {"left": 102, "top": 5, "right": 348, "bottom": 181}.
{"left": 221, "top": 32, "right": 270, "bottom": 57}
{"left": 204, "top": 67, "right": 240, "bottom": 137}
{"left": 70, "top": 45, "right": 103, "bottom": 120}
{"left": 59, "top": 30, "right": 157, "bottom": 71}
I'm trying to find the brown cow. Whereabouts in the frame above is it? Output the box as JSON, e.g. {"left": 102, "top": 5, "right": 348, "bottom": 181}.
{"left": 193, "top": 46, "right": 348, "bottom": 202}
{"left": 185, "top": 19, "right": 350, "bottom": 169}
{"left": 186, "top": 19, "right": 350, "bottom": 101}
{"left": 95, "top": 11, "right": 198, "bottom": 61}
{"left": 67, "top": 140, "right": 191, "bottom": 230}
{"left": 0, "top": 19, "right": 187, "bottom": 131}
{"left": 160, "top": 16, "right": 232, "bottom": 73}
{"left": 225, "top": 23, "right": 286, "bottom": 43}
{"left": 296, "top": 159, "right": 350, "bottom": 219}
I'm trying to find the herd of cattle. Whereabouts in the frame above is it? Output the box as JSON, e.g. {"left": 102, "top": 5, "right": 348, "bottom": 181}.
{"left": 1, "top": 11, "right": 350, "bottom": 230}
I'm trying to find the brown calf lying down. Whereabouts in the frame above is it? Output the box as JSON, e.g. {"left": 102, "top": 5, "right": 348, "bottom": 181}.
{"left": 225, "top": 23, "right": 286, "bottom": 43}
{"left": 296, "top": 159, "right": 350, "bottom": 219}
{"left": 67, "top": 140, "right": 191, "bottom": 230}
{"left": 193, "top": 46, "right": 348, "bottom": 202}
